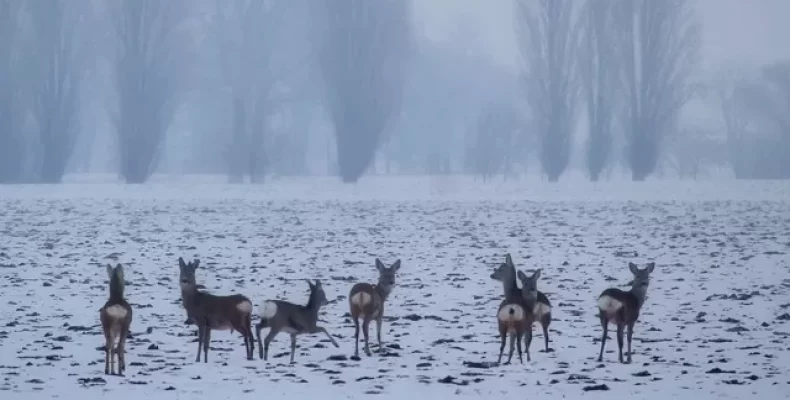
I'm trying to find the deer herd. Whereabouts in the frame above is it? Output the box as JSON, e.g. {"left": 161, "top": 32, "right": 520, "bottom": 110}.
{"left": 98, "top": 254, "right": 655, "bottom": 376}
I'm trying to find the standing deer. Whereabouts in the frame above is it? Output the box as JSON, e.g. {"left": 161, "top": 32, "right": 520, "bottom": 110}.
{"left": 348, "top": 258, "right": 401, "bottom": 358}
{"left": 517, "top": 268, "right": 552, "bottom": 353}
{"left": 178, "top": 257, "right": 255, "bottom": 362}
{"left": 255, "top": 279, "right": 339, "bottom": 363}
{"left": 489, "top": 255, "right": 530, "bottom": 364}
{"left": 99, "top": 263, "right": 133, "bottom": 376}
{"left": 596, "top": 262, "right": 655, "bottom": 363}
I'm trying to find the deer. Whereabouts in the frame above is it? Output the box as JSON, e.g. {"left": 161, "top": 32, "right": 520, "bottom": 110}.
{"left": 517, "top": 268, "right": 552, "bottom": 353}
{"left": 348, "top": 258, "right": 401, "bottom": 358}
{"left": 596, "top": 261, "right": 656, "bottom": 364}
{"left": 255, "top": 279, "right": 339, "bottom": 364}
{"left": 99, "top": 263, "right": 133, "bottom": 376}
{"left": 178, "top": 257, "right": 255, "bottom": 362}
{"left": 489, "top": 255, "right": 530, "bottom": 364}
{"left": 490, "top": 254, "right": 552, "bottom": 357}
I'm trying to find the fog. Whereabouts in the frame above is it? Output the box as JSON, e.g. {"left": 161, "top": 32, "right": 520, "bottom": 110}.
{"left": 1, "top": 0, "right": 788, "bottom": 184}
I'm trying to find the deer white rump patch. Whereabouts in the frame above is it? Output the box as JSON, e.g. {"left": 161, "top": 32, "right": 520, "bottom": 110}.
{"left": 259, "top": 301, "right": 278, "bottom": 319}
{"left": 498, "top": 304, "right": 525, "bottom": 322}
{"left": 350, "top": 292, "right": 371, "bottom": 307}
{"left": 597, "top": 295, "right": 623, "bottom": 314}
{"left": 533, "top": 303, "right": 551, "bottom": 318}
{"left": 236, "top": 300, "right": 252, "bottom": 314}
{"left": 106, "top": 305, "right": 128, "bottom": 319}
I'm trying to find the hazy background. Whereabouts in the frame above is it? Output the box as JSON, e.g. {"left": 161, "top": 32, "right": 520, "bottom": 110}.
{"left": 417, "top": 0, "right": 790, "bottom": 69}
{"left": 0, "top": 0, "right": 788, "bottom": 185}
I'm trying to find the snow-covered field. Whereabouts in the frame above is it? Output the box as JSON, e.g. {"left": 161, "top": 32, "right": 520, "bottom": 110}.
{"left": 1, "top": 175, "right": 789, "bottom": 400}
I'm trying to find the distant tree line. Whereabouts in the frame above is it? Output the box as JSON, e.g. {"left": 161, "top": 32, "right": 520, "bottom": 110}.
{"left": 0, "top": 0, "right": 784, "bottom": 184}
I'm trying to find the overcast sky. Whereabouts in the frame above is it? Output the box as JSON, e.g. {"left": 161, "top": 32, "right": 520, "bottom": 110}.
{"left": 414, "top": 0, "right": 790, "bottom": 72}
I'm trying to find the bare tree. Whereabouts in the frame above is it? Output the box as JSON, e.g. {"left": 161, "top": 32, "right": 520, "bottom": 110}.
{"left": 0, "top": 0, "right": 25, "bottom": 183}
{"left": 614, "top": 0, "right": 700, "bottom": 181}
{"left": 578, "top": 0, "right": 619, "bottom": 182}
{"left": 312, "top": 0, "right": 412, "bottom": 183}
{"left": 466, "top": 105, "right": 520, "bottom": 182}
{"left": 516, "top": 0, "right": 580, "bottom": 182}
{"left": 212, "top": 0, "right": 303, "bottom": 183}
{"left": 26, "top": 0, "right": 94, "bottom": 183}
{"left": 725, "top": 63, "right": 790, "bottom": 179}
{"left": 108, "top": 0, "right": 195, "bottom": 183}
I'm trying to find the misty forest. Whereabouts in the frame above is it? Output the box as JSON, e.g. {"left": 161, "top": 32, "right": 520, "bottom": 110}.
{"left": 0, "top": 1, "right": 789, "bottom": 399}
{"left": 1, "top": 0, "right": 787, "bottom": 185}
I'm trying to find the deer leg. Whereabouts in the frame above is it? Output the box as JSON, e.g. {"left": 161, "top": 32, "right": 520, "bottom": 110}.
{"left": 103, "top": 332, "right": 111, "bottom": 375}
{"left": 353, "top": 316, "right": 360, "bottom": 358}
{"left": 524, "top": 324, "right": 533, "bottom": 362}
{"left": 316, "top": 327, "right": 339, "bottom": 348}
{"left": 597, "top": 315, "right": 608, "bottom": 362}
{"left": 516, "top": 332, "right": 524, "bottom": 364}
{"left": 362, "top": 318, "right": 372, "bottom": 356}
{"left": 616, "top": 323, "right": 625, "bottom": 363}
{"left": 497, "top": 328, "right": 506, "bottom": 364}
{"left": 203, "top": 327, "right": 211, "bottom": 363}
{"left": 256, "top": 320, "right": 266, "bottom": 360}
{"left": 195, "top": 324, "right": 204, "bottom": 363}
{"left": 263, "top": 328, "right": 280, "bottom": 361}
{"left": 626, "top": 321, "right": 635, "bottom": 364}
{"left": 289, "top": 333, "right": 298, "bottom": 364}
{"left": 506, "top": 333, "right": 516, "bottom": 364}
{"left": 118, "top": 325, "right": 129, "bottom": 375}
{"left": 542, "top": 313, "right": 551, "bottom": 352}
{"left": 235, "top": 317, "right": 252, "bottom": 361}
{"left": 245, "top": 315, "right": 254, "bottom": 360}
{"left": 375, "top": 316, "right": 383, "bottom": 352}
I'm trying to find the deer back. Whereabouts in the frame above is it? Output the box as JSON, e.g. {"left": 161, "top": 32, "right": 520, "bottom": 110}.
{"left": 187, "top": 292, "right": 252, "bottom": 329}
{"left": 349, "top": 282, "right": 383, "bottom": 318}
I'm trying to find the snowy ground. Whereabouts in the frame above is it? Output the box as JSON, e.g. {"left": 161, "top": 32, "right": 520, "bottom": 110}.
{"left": 1, "top": 175, "right": 789, "bottom": 400}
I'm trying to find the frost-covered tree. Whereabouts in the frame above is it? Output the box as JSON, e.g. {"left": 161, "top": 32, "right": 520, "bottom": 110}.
{"left": 614, "top": 0, "right": 700, "bottom": 181}
{"left": 723, "top": 63, "right": 790, "bottom": 179}
{"left": 515, "top": 0, "right": 580, "bottom": 182}
{"left": 312, "top": 0, "right": 412, "bottom": 183}
{"left": 578, "top": 0, "right": 619, "bottom": 181}
{"left": 27, "top": 0, "right": 94, "bottom": 183}
{"left": 0, "top": 0, "right": 25, "bottom": 183}
{"left": 108, "top": 0, "right": 195, "bottom": 183}
{"left": 213, "top": 0, "right": 306, "bottom": 183}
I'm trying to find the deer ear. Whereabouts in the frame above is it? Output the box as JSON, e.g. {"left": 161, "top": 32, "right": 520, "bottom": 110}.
{"left": 178, "top": 257, "right": 187, "bottom": 271}
{"left": 391, "top": 259, "right": 401, "bottom": 271}
{"left": 628, "top": 262, "right": 639, "bottom": 275}
{"left": 314, "top": 279, "right": 321, "bottom": 287}
{"left": 532, "top": 269, "right": 541, "bottom": 280}
{"left": 192, "top": 259, "right": 200, "bottom": 270}
{"left": 517, "top": 270, "right": 528, "bottom": 283}
{"left": 505, "top": 253, "right": 514, "bottom": 268}
{"left": 106, "top": 264, "right": 114, "bottom": 279}
{"left": 305, "top": 279, "right": 314, "bottom": 289}
{"left": 647, "top": 262, "right": 655, "bottom": 273}
{"left": 375, "top": 258, "right": 386, "bottom": 271}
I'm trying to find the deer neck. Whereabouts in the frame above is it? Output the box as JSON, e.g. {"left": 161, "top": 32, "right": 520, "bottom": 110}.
{"left": 305, "top": 293, "right": 323, "bottom": 317}
{"left": 375, "top": 283, "right": 392, "bottom": 302}
{"left": 108, "top": 274, "right": 125, "bottom": 303}
{"left": 522, "top": 290, "right": 538, "bottom": 306}
{"left": 629, "top": 285, "right": 648, "bottom": 308}
{"left": 181, "top": 285, "right": 200, "bottom": 306}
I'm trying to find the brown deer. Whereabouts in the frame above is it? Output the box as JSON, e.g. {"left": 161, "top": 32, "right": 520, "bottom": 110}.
{"left": 490, "top": 255, "right": 530, "bottom": 364}
{"left": 255, "top": 279, "right": 339, "bottom": 363}
{"left": 178, "top": 257, "right": 255, "bottom": 362}
{"left": 348, "top": 258, "right": 401, "bottom": 358}
{"left": 517, "top": 268, "right": 552, "bottom": 353}
{"left": 596, "top": 262, "right": 655, "bottom": 363}
{"left": 99, "top": 263, "right": 133, "bottom": 376}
